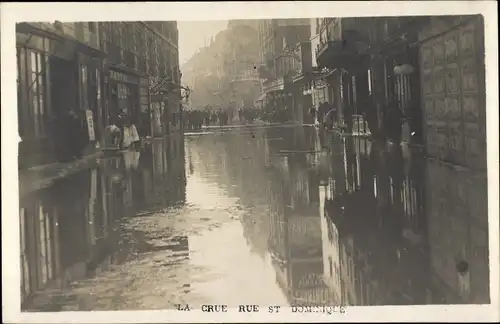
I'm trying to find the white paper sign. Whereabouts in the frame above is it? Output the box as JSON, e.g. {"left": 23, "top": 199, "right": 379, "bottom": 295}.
{"left": 86, "top": 110, "right": 96, "bottom": 141}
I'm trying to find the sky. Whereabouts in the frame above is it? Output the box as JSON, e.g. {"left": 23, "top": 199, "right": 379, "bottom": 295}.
{"left": 178, "top": 20, "right": 228, "bottom": 66}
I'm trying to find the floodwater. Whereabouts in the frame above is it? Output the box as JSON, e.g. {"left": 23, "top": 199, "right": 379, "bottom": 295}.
{"left": 19, "top": 125, "right": 490, "bottom": 311}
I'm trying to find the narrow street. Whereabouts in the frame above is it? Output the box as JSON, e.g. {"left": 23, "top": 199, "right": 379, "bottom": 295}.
{"left": 4, "top": 6, "right": 497, "bottom": 323}
{"left": 20, "top": 125, "right": 489, "bottom": 311}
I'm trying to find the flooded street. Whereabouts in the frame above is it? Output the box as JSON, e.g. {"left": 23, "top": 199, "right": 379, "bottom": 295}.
{"left": 19, "top": 125, "right": 490, "bottom": 311}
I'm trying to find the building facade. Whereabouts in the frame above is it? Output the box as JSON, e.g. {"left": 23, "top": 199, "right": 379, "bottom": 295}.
{"left": 16, "top": 21, "right": 181, "bottom": 169}
{"left": 224, "top": 20, "right": 261, "bottom": 115}
{"left": 181, "top": 20, "right": 262, "bottom": 121}
{"left": 100, "top": 21, "right": 181, "bottom": 138}
{"left": 16, "top": 22, "right": 104, "bottom": 168}
{"left": 257, "top": 19, "right": 312, "bottom": 122}
{"left": 181, "top": 31, "right": 229, "bottom": 111}
{"left": 312, "top": 15, "right": 486, "bottom": 167}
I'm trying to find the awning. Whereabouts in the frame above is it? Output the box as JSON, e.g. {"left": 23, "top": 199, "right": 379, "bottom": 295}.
{"left": 255, "top": 93, "right": 266, "bottom": 102}
{"left": 73, "top": 40, "right": 107, "bottom": 59}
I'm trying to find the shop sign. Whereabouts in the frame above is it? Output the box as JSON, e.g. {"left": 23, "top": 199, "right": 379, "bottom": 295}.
{"left": 110, "top": 70, "right": 139, "bottom": 84}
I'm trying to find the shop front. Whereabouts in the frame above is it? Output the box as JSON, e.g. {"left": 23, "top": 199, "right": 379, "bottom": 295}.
{"left": 108, "top": 67, "right": 141, "bottom": 129}
{"left": 16, "top": 30, "right": 58, "bottom": 168}
{"left": 262, "top": 77, "right": 295, "bottom": 122}
{"left": 17, "top": 23, "right": 107, "bottom": 167}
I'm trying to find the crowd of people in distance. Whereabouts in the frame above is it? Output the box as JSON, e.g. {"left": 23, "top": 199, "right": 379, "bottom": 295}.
{"left": 183, "top": 109, "right": 229, "bottom": 131}
{"left": 237, "top": 107, "right": 260, "bottom": 124}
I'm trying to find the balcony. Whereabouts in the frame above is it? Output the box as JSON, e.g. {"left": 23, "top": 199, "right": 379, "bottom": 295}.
{"left": 230, "top": 69, "right": 260, "bottom": 84}
{"left": 315, "top": 39, "right": 367, "bottom": 70}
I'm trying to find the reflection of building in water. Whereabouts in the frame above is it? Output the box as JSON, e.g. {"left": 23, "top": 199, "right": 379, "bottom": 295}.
{"left": 425, "top": 159, "right": 489, "bottom": 304}
{"left": 266, "top": 138, "right": 330, "bottom": 306}
{"left": 144, "top": 135, "right": 187, "bottom": 209}
{"left": 319, "top": 136, "right": 432, "bottom": 306}
{"left": 19, "top": 138, "right": 186, "bottom": 310}
{"left": 320, "top": 185, "right": 342, "bottom": 304}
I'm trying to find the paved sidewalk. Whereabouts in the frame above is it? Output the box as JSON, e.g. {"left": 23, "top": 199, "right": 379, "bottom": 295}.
{"left": 18, "top": 151, "right": 104, "bottom": 199}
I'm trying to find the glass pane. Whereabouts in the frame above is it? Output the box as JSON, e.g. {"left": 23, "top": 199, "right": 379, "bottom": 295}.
{"left": 37, "top": 52, "right": 42, "bottom": 72}
{"left": 19, "top": 49, "right": 26, "bottom": 88}
{"left": 31, "top": 73, "right": 39, "bottom": 114}
{"left": 32, "top": 71, "right": 40, "bottom": 135}
{"left": 30, "top": 51, "right": 37, "bottom": 73}
{"left": 38, "top": 74, "right": 44, "bottom": 115}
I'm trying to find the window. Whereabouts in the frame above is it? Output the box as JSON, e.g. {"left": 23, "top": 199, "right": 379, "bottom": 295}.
{"left": 129, "top": 25, "right": 135, "bottom": 53}
{"left": 18, "top": 50, "right": 48, "bottom": 138}
{"left": 20, "top": 208, "right": 30, "bottom": 299}
{"left": 367, "top": 69, "right": 372, "bottom": 95}
{"left": 17, "top": 48, "right": 25, "bottom": 137}
{"left": 88, "top": 22, "right": 97, "bottom": 33}
{"left": 81, "top": 64, "right": 89, "bottom": 111}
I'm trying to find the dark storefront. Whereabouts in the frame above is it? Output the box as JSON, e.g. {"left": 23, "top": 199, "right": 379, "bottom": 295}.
{"left": 108, "top": 68, "right": 141, "bottom": 128}
{"left": 17, "top": 23, "right": 105, "bottom": 168}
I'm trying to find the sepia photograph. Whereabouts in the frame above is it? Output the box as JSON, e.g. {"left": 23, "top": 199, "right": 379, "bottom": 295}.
{"left": 1, "top": 1, "right": 499, "bottom": 323}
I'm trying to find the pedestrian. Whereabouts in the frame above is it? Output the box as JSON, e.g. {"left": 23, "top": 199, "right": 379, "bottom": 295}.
{"left": 317, "top": 102, "right": 327, "bottom": 125}
{"left": 308, "top": 107, "right": 317, "bottom": 125}
{"left": 204, "top": 111, "right": 210, "bottom": 127}
{"left": 211, "top": 111, "right": 217, "bottom": 125}
{"left": 106, "top": 122, "right": 121, "bottom": 148}
{"left": 384, "top": 100, "right": 404, "bottom": 145}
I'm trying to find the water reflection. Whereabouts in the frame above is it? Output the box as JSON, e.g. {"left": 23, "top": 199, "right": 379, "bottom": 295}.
{"left": 19, "top": 125, "right": 490, "bottom": 311}
{"left": 20, "top": 136, "right": 186, "bottom": 311}
{"left": 317, "top": 135, "right": 489, "bottom": 305}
